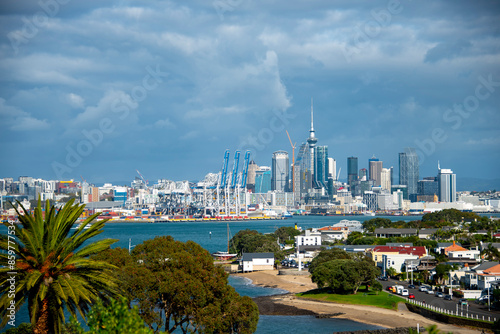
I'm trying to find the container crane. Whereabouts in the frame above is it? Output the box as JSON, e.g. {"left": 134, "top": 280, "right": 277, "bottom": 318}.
{"left": 220, "top": 150, "right": 230, "bottom": 188}
{"left": 230, "top": 151, "right": 241, "bottom": 189}
{"left": 240, "top": 151, "right": 251, "bottom": 188}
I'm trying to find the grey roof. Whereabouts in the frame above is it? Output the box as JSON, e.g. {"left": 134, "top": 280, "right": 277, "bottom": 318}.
{"left": 386, "top": 243, "right": 413, "bottom": 247}
{"left": 472, "top": 261, "right": 498, "bottom": 272}
{"left": 332, "top": 245, "right": 373, "bottom": 252}
{"left": 374, "top": 228, "right": 418, "bottom": 234}
{"left": 241, "top": 252, "right": 274, "bottom": 261}
{"left": 436, "top": 242, "right": 462, "bottom": 248}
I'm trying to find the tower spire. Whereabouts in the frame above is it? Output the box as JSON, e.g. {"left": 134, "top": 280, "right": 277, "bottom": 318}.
{"left": 311, "top": 97, "right": 314, "bottom": 132}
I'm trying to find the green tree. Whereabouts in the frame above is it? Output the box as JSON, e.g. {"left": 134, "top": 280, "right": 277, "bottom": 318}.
{"left": 272, "top": 226, "right": 301, "bottom": 243}
{"left": 94, "top": 237, "right": 259, "bottom": 333}
{"left": 66, "top": 297, "right": 153, "bottom": 334}
{"left": 0, "top": 199, "right": 120, "bottom": 334}
{"left": 311, "top": 257, "right": 379, "bottom": 294}
{"left": 5, "top": 323, "right": 33, "bottom": 334}
{"left": 308, "top": 248, "right": 351, "bottom": 275}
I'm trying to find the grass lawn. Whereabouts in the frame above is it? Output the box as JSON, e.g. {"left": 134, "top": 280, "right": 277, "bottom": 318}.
{"left": 297, "top": 288, "right": 405, "bottom": 310}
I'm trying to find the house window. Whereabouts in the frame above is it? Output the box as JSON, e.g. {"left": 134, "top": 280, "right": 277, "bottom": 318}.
{"left": 266, "top": 259, "right": 269, "bottom": 263}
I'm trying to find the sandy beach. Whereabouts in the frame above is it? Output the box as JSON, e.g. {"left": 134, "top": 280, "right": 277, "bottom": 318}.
{"left": 235, "top": 270, "right": 484, "bottom": 333}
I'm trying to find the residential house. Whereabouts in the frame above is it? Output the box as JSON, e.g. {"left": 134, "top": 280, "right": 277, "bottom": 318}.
{"left": 369, "top": 245, "right": 427, "bottom": 274}
{"left": 464, "top": 261, "right": 498, "bottom": 289}
{"left": 374, "top": 228, "right": 418, "bottom": 238}
{"left": 477, "top": 263, "right": 500, "bottom": 290}
{"left": 317, "top": 225, "right": 350, "bottom": 242}
{"left": 241, "top": 253, "right": 275, "bottom": 272}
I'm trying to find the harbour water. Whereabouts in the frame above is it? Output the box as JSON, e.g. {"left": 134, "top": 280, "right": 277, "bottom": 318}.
{"left": 1, "top": 215, "right": 420, "bottom": 333}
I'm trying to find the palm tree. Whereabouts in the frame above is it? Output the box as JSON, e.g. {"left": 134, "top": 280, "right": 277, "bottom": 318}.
{"left": 0, "top": 199, "right": 120, "bottom": 333}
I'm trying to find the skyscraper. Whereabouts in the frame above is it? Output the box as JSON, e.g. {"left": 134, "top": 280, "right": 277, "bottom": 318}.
{"left": 399, "top": 148, "right": 419, "bottom": 198}
{"left": 369, "top": 156, "right": 383, "bottom": 187}
{"left": 328, "top": 157, "right": 336, "bottom": 181}
{"left": 347, "top": 157, "right": 358, "bottom": 195}
{"left": 438, "top": 167, "right": 456, "bottom": 202}
{"left": 271, "top": 151, "right": 289, "bottom": 192}
{"left": 380, "top": 168, "right": 392, "bottom": 191}
{"left": 255, "top": 167, "right": 271, "bottom": 193}
{"left": 314, "top": 146, "right": 328, "bottom": 190}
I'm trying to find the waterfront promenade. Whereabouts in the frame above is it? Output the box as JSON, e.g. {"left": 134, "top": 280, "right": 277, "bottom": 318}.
{"left": 236, "top": 270, "right": 483, "bottom": 334}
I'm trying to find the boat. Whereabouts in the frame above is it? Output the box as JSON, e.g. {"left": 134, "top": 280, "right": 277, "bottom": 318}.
{"left": 363, "top": 211, "right": 375, "bottom": 216}
{"left": 212, "top": 224, "right": 237, "bottom": 260}
{"left": 281, "top": 211, "right": 293, "bottom": 218}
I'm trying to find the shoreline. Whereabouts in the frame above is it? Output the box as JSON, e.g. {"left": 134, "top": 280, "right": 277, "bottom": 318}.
{"left": 234, "top": 270, "right": 483, "bottom": 334}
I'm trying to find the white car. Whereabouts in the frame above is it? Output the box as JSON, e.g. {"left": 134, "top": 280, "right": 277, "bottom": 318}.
{"left": 426, "top": 289, "right": 435, "bottom": 295}
{"left": 419, "top": 286, "right": 428, "bottom": 292}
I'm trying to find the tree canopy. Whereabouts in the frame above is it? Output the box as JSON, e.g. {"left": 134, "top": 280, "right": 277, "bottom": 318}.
{"left": 309, "top": 248, "right": 380, "bottom": 294}
{"left": 93, "top": 236, "right": 259, "bottom": 333}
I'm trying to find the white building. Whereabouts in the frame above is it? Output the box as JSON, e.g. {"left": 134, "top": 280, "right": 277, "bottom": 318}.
{"left": 380, "top": 168, "right": 392, "bottom": 191}
{"left": 438, "top": 168, "right": 456, "bottom": 202}
{"left": 241, "top": 253, "right": 275, "bottom": 272}
{"left": 295, "top": 229, "right": 322, "bottom": 247}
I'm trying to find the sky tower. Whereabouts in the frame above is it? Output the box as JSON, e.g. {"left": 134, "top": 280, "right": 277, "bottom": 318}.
{"left": 306, "top": 98, "right": 318, "bottom": 173}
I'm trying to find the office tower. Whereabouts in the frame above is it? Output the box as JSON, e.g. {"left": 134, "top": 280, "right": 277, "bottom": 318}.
{"left": 255, "top": 167, "right": 272, "bottom": 193}
{"left": 369, "top": 156, "right": 383, "bottom": 186}
{"left": 347, "top": 157, "right": 358, "bottom": 194}
{"left": 438, "top": 167, "right": 456, "bottom": 202}
{"left": 271, "top": 151, "right": 289, "bottom": 192}
{"left": 328, "top": 157, "right": 336, "bottom": 181}
{"left": 359, "top": 168, "right": 367, "bottom": 181}
{"left": 381, "top": 168, "right": 392, "bottom": 191}
{"left": 296, "top": 143, "right": 312, "bottom": 199}
{"left": 399, "top": 147, "right": 419, "bottom": 197}
{"left": 314, "top": 146, "right": 329, "bottom": 190}
{"left": 246, "top": 160, "right": 259, "bottom": 192}
{"left": 417, "top": 177, "right": 438, "bottom": 202}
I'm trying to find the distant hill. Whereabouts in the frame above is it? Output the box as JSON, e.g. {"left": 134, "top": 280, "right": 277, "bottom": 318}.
{"left": 457, "top": 177, "right": 500, "bottom": 192}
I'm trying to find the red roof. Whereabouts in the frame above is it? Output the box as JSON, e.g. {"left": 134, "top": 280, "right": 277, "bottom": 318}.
{"left": 318, "top": 226, "right": 347, "bottom": 231}
{"left": 371, "top": 246, "right": 427, "bottom": 257}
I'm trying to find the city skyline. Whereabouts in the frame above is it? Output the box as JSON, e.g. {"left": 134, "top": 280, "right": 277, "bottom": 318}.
{"left": 1, "top": 1, "right": 499, "bottom": 184}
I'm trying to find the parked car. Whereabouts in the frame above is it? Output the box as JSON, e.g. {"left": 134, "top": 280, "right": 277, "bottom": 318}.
{"left": 408, "top": 284, "right": 416, "bottom": 289}
{"left": 436, "top": 292, "right": 444, "bottom": 298}
{"left": 408, "top": 293, "right": 415, "bottom": 299}
{"left": 444, "top": 295, "right": 453, "bottom": 301}
{"left": 458, "top": 298, "right": 468, "bottom": 306}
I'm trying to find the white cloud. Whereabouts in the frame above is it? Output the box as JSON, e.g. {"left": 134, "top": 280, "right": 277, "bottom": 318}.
{"left": 67, "top": 93, "right": 85, "bottom": 109}
{"left": 0, "top": 98, "right": 50, "bottom": 131}
{"left": 154, "top": 118, "right": 175, "bottom": 129}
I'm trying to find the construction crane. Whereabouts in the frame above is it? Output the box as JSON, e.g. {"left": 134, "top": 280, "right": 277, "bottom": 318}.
{"left": 286, "top": 130, "right": 296, "bottom": 193}
{"left": 136, "top": 169, "right": 149, "bottom": 189}
{"left": 337, "top": 167, "right": 341, "bottom": 181}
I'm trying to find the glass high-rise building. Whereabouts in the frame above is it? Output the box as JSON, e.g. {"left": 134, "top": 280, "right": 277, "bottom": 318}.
{"left": 399, "top": 148, "right": 419, "bottom": 197}
{"left": 347, "top": 157, "right": 358, "bottom": 195}
{"left": 314, "top": 146, "right": 328, "bottom": 190}
{"left": 271, "top": 151, "right": 289, "bottom": 192}
{"left": 255, "top": 167, "right": 271, "bottom": 193}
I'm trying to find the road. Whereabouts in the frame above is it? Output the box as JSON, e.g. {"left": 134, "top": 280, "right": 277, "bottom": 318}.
{"left": 378, "top": 278, "right": 500, "bottom": 321}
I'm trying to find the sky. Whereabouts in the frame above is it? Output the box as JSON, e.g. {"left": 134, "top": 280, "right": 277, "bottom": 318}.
{"left": 0, "top": 0, "right": 499, "bottom": 185}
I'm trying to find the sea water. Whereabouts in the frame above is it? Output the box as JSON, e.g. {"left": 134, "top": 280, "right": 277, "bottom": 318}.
{"left": 0, "top": 215, "right": 411, "bottom": 333}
